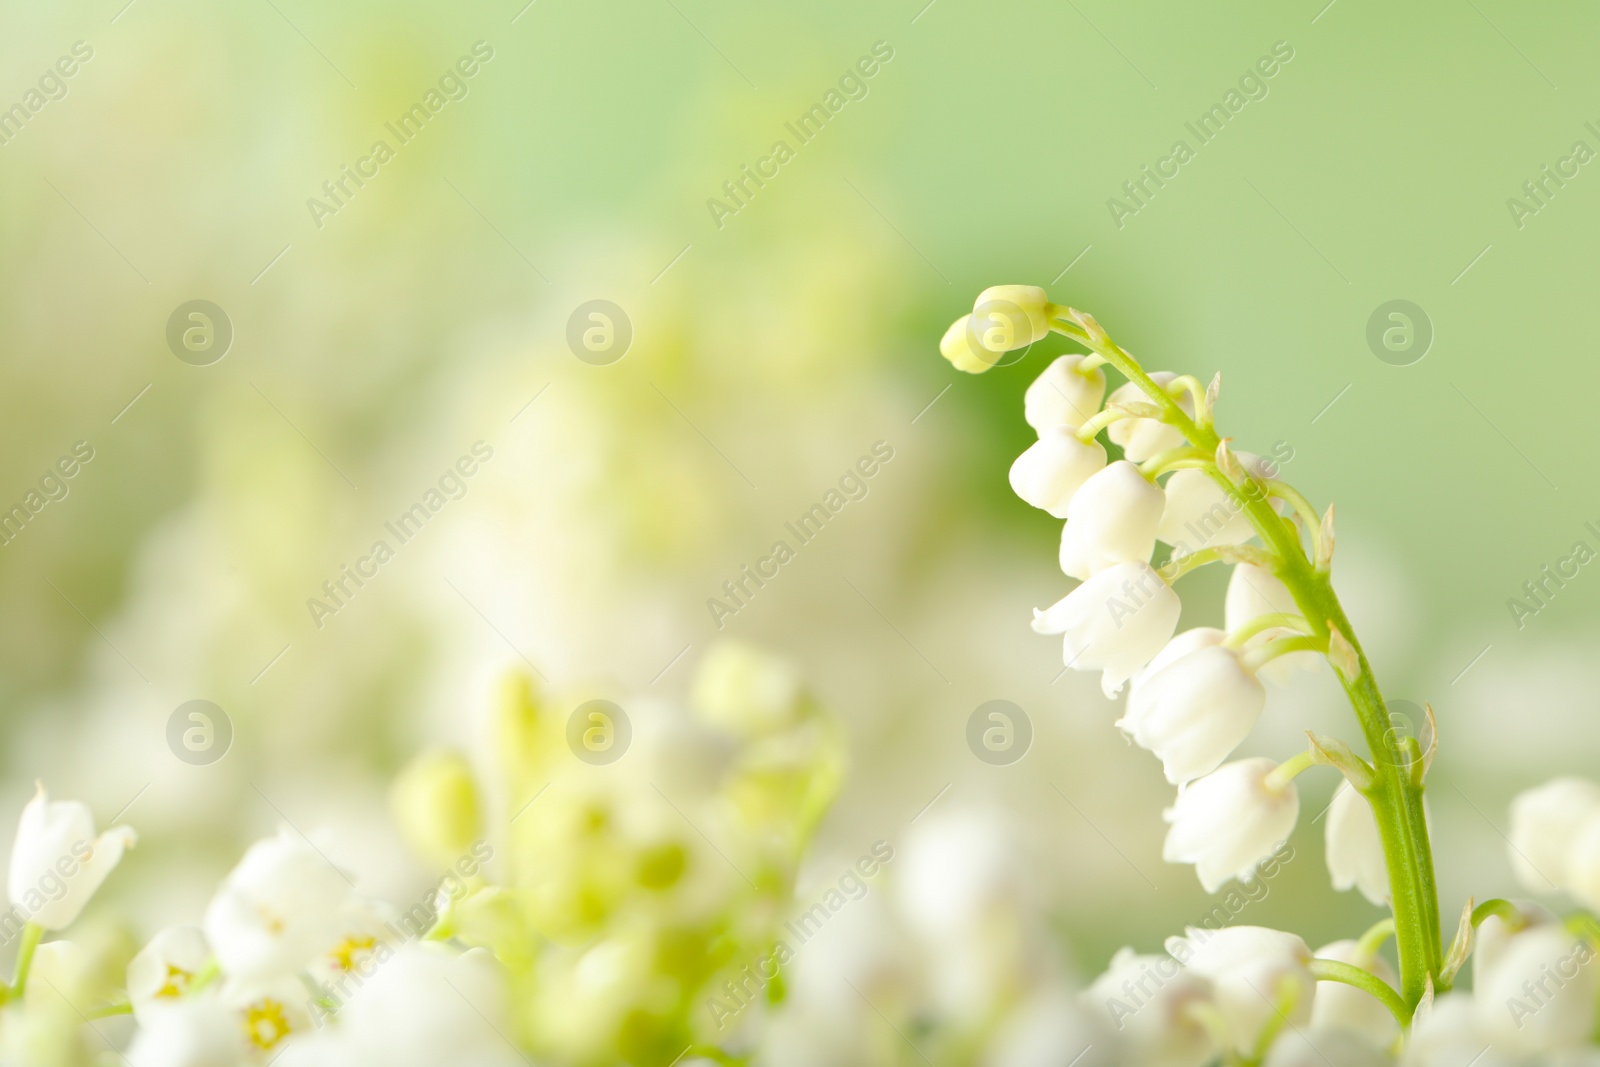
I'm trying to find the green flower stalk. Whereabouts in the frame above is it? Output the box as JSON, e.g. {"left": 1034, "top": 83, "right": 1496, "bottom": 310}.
{"left": 942, "top": 285, "right": 1443, "bottom": 1010}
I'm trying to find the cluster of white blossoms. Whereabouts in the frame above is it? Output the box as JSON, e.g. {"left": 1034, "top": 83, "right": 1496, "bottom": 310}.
{"left": 0, "top": 644, "right": 846, "bottom": 1067}
{"left": 942, "top": 284, "right": 1600, "bottom": 1066}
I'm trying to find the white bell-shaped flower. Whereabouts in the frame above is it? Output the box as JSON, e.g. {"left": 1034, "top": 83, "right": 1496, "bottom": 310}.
{"left": 1082, "top": 948, "right": 1217, "bottom": 1067}
{"left": 1058, "top": 461, "right": 1165, "bottom": 580}
{"left": 127, "top": 995, "right": 249, "bottom": 1067}
{"left": 1106, "top": 374, "right": 1194, "bottom": 462}
{"left": 1025, "top": 355, "right": 1106, "bottom": 433}
{"left": 1324, "top": 781, "right": 1389, "bottom": 906}
{"left": 1032, "top": 561, "right": 1180, "bottom": 697}
{"left": 1309, "top": 939, "right": 1399, "bottom": 1047}
{"left": 128, "top": 926, "right": 213, "bottom": 1022}
{"left": 1162, "top": 758, "right": 1299, "bottom": 892}
{"left": 203, "top": 827, "right": 354, "bottom": 981}
{"left": 1157, "top": 453, "right": 1277, "bottom": 553}
{"left": 1558, "top": 811, "right": 1600, "bottom": 913}
{"left": 1118, "top": 638, "right": 1265, "bottom": 785}
{"left": 1166, "top": 926, "right": 1315, "bottom": 1057}
{"left": 1473, "top": 919, "right": 1599, "bottom": 1057}
{"left": 7, "top": 783, "right": 137, "bottom": 931}
{"left": 1224, "top": 563, "right": 1319, "bottom": 684}
{"left": 1403, "top": 992, "right": 1514, "bottom": 1067}
{"left": 1508, "top": 776, "right": 1600, "bottom": 894}
{"left": 973, "top": 284, "right": 1052, "bottom": 351}
{"left": 1009, "top": 427, "right": 1107, "bottom": 518}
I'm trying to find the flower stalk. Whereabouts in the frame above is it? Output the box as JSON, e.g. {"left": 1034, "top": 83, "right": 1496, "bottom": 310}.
{"left": 1048, "top": 311, "right": 1444, "bottom": 1006}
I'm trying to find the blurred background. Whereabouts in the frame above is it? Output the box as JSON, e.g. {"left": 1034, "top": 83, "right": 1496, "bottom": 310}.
{"left": 1, "top": 0, "right": 1597, "bottom": 1028}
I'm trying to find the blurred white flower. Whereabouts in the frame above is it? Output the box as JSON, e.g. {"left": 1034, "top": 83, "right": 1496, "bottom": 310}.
{"left": 974, "top": 285, "right": 1052, "bottom": 350}
{"left": 127, "top": 995, "right": 249, "bottom": 1067}
{"left": 7, "top": 783, "right": 136, "bottom": 931}
{"left": 1509, "top": 777, "right": 1600, "bottom": 895}
{"left": 1403, "top": 992, "right": 1513, "bottom": 1067}
{"left": 1106, "top": 374, "right": 1193, "bottom": 463}
{"left": 1162, "top": 758, "right": 1298, "bottom": 892}
{"left": 1058, "top": 461, "right": 1165, "bottom": 580}
{"left": 203, "top": 828, "right": 353, "bottom": 981}
{"left": 278, "top": 945, "right": 520, "bottom": 1067}
{"left": 1033, "top": 561, "right": 1180, "bottom": 697}
{"left": 1309, "top": 939, "right": 1398, "bottom": 1047}
{"left": 982, "top": 986, "right": 1111, "bottom": 1067}
{"left": 1024, "top": 355, "right": 1106, "bottom": 433}
{"left": 1473, "top": 919, "right": 1599, "bottom": 1057}
{"left": 128, "top": 926, "right": 213, "bottom": 1021}
{"left": 1082, "top": 947, "right": 1217, "bottom": 1067}
{"left": 1009, "top": 427, "right": 1107, "bottom": 518}
{"left": 1119, "top": 640, "right": 1265, "bottom": 784}
{"left": 1325, "top": 781, "right": 1389, "bottom": 906}
{"left": 1166, "top": 926, "right": 1314, "bottom": 1057}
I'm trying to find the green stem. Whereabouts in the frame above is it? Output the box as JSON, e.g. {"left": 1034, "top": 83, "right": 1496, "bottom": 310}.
{"left": 1473, "top": 898, "right": 1527, "bottom": 931}
{"left": 1356, "top": 917, "right": 1398, "bottom": 960}
{"left": 1223, "top": 612, "right": 1313, "bottom": 649}
{"left": 1309, "top": 958, "right": 1410, "bottom": 1028}
{"left": 10, "top": 923, "right": 43, "bottom": 999}
{"left": 1056, "top": 319, "right": 1444, "bottom": 1007}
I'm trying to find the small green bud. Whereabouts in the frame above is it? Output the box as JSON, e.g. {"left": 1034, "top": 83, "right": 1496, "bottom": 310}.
{"left": 391, "top": 749, "right": 481, "bottom": 869}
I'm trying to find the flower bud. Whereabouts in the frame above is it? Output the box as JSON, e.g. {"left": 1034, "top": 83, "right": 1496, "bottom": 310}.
{"left": 1119, "top": 639, "right": 1265, "bottom": 785}
{"left": 1058, "top": 461, "right": 1164, "bottom": 580}
{"left": 1165, "top": 926, "right": 1314, "bottom": 1057}
{"left": 1032, "top": 561, "right": 1180, "bottom": 697}
{"left": 1162, "top": 758, "right": 1298, "bottom": 892}
{"left": 973, "top": 284, "right": 1052, "bottom": 351}
{"left": 1025, "top": 355, "right": 1106, "bottom": 433}
{"left": 1310, "top": 939, "right": 1399, "bottom": 1047}
{"left": 1106, "top": 374, "right": 1194, "bottom": 462}
{"left": 1082, "top": 947, "right": 1217, "bottom": 1067}
{"left": 690, "top": 640, "right": 804, "bottom": 739}
{"left": 1324, "top": 780, "right": 1389, "bottom": 906}
{"left": 940, "top": 314, "right": 996, "bottom": 374}
{"left": 391, "top": 750, "right": 483, "bottom": 870}
{"left": 7, "top": 783, "right": 137, "bottom": 931}
{"left": 1508, "top": 776, "right": 1600, "bottom": 894}
{"left": 1009, "top": 427, "right": 1107, "bottom": 518}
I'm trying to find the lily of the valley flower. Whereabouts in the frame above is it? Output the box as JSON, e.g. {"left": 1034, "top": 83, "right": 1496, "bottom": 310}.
{"left": 1106, "top": 374, "right": 1194, "bottom": 463}
{"left": 1224, "top": 563, "right": 1320, "bottom": 684}
{"left": 972, "top": 284, "right": 1052, "bottom": 352}
{"left": 1119, "top": 634, "right": 1266, "bottom": 785}
{"left": 1025, "top": 354, "right": 1106, "bottom": 433}
{"left": 940, "top": 315, "right": 994, "bottom": 374}
{"left": 1325, "top": 781, "right": 1390, "bottom": 906}
{"left": 1162, "top": 758, "right": 1299, "bottom": 892}
{"left": 1082, "top": 948, "right": 1218, "bottom": 1067}
{"left": 203, "top": 827, "right": 354, "bottom": 982}
{"left": 1508, "top": 776, "right": 1600, "bottom": 896}
{"left": 7, "top": 783, "right": 137, "bottom": 931}
{"left": 127, "top": 995, "right": 249, "bottom": 1067}
{"left": 128, "top": 926, "right": 213, "bottom": 1021}
{"left": 1166, "top": 926, "right": 1315, "bottom": 1057}
{"left": 1033, "top": 561, "right": 1180, "bottom": 697}
{"left": 1473, "top": 916, "right": 1600, "bottom": 1057}
{"left": 1157, "top": 453, "right": 1277, "bottom": 552}
{"left": 1009, "top": 427, "right": 1107, "bottom": 518}
{"left": 1309, "top": 939, "right": 1399, "bottom": 1047}
{"left": 1058, "top": 461, "right": 1165, "bottom": 580}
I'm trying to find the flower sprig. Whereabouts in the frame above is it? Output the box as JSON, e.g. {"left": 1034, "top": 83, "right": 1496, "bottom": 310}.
{"left": 942, "top": 286, "right": 1447, "bottom": 1028}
